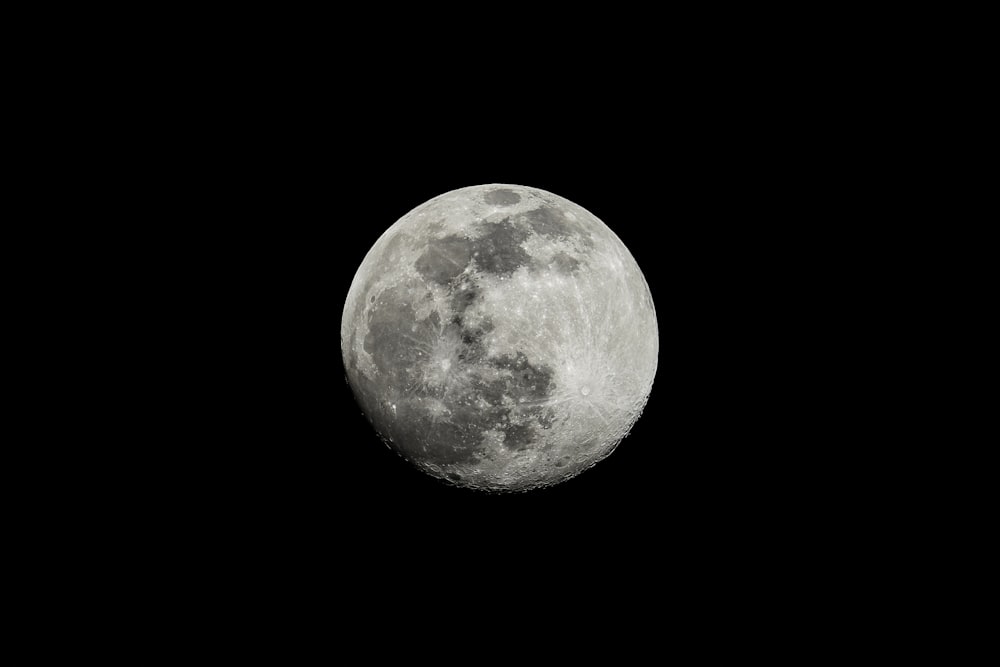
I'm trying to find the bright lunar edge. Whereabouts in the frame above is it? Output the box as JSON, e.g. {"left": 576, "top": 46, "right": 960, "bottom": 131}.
{"left": 341, "top": 184, "right": 658, "bottom": 492}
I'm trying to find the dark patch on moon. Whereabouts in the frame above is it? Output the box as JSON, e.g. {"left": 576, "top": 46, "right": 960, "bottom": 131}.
{"left": 363, "top": 291, "right": 443, "bottom": 389}
{"left": 358, "top": 233, "right": 410, "bottom": 309}
{"left": 449, "top": 281, "right": 481, "bottom": 317}
{"left": 550, "top": 251, "right": 581, "bottom": 274}
{"left": 344, "top": 232, "right": 414, "bottom": 370}
{"left": 356, "top": 216, "right": 575, "bottom": 471}
{"left": 483, "top": 188, "right": 522, "bottom": 207}
{"left": 536, "top": 410, "right": 556, "bottom": 429}
{"left": 524, "top": 206, "right": 572, "bottom": 238}
{"left": 414, "top": 234, "right": 472, "bottom": 285}
{"left": 472, "top": 218, "right": 531, "bottom": 277}
{"left": 470, "top": 375, "right": 509, "bottom": 407}
{"left": 399, "top": 412, "right": 485, "bottom": 465}
{"left": 489, "top": 351, "right": 554, "bottom": 401}
{"left": 359, "top": 298, "right": 558, "bottom": 467}
{"left": 449, "top": 279, "right": 493, "bottom": 364}
{"left": 502, "top": 422, "right": 536, "bottom": 450}
{"left": 523, "top": 206, "right": 594, "bottom": 249}
{"left": 457, "top": 326, "right": 490, "bottom": 364}
{"left": 363, "top": 294, "right": 419, "bottom": 386}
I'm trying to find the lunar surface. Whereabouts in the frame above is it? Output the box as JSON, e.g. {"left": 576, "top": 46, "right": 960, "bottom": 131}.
{"left": 341, "top": 184, "right": 658, "bottom": 492}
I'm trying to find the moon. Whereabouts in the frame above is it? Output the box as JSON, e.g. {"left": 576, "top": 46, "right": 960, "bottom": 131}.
{"left": 341, "top": 184, "right": 658, "bottom": 492}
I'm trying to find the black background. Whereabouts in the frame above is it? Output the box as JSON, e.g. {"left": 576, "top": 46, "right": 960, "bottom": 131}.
{"left": 151, "top": 40, "right": 861, "bottom": 606}
{"left": 204, "top": 111, "right": 834, "bottom": 581}
{"left": 53, "top": 10, "right": 916, "bottom": 649}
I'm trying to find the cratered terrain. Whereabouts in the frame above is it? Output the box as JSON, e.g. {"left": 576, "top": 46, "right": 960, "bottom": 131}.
{"left": 342, "top": 184, "right": 658, "bottom": 492}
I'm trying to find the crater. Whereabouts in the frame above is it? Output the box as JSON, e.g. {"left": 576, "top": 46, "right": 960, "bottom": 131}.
{"left": 483, "top": 188, "right": 522, "bottom": 207}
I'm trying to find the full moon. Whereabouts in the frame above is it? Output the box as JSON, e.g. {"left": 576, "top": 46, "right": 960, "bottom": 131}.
{"left": 341, "top": 184, "right": 658, "bottom": 492}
